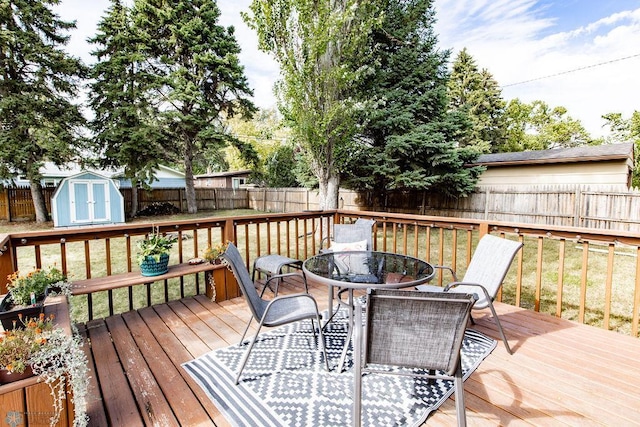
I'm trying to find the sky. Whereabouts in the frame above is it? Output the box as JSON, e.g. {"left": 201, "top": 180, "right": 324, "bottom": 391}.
{"left": 53, "top": 0, "right": 640, "bottom": 138}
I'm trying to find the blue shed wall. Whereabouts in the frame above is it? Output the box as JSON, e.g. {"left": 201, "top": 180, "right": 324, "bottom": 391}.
{"left": 52, "top": 172, "right": 125, "bottom": 227}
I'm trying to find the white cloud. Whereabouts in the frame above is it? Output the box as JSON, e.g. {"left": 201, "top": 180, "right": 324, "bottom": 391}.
{"left": 434, "top": 0, "right": 640, "bottom": 137}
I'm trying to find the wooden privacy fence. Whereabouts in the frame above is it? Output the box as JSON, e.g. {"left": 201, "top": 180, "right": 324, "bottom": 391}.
{"left": 0, "top": 186, "right": 251, "bottom": 221}
{"left": 4, "top": 184, "right": 640, "bottom": 232}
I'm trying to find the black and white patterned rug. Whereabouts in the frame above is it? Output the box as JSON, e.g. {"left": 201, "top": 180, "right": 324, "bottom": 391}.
{"left": 182, "top": 308, "right": 496, "bottom": 427}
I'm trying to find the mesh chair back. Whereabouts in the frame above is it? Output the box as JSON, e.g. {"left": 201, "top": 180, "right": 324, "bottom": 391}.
{"left": 454, "top": 234, "right": 523, "bottom": 309}
{"left": 222, "top": 243, "right": 266, "bottom": 320}
{"left": 365, "top": 290, "right": 476, "bottom": 376}
{"left": 333, "top": 222, "right": 374, "bottom": 250}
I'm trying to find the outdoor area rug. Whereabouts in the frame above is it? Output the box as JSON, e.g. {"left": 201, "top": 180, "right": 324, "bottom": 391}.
{"left": 182, "top": 308, "right": 496, "bottom": 427}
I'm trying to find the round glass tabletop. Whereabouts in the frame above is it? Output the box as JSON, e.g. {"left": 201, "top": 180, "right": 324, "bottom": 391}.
{"left": 303, "top": 251, "right": 435, "bottom": 289}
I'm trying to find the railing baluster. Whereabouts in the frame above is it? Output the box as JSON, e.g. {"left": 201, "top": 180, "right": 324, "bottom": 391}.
{"left": 556, "top": 239, "right": 566, "bottom": 317}
{"left": 579, "top": 241, "right": 589, "bottom": 323}
{"left": 604, "top": 243, "right": 615, "bottom": 329}
{"left": 534, "top": 236, "right": 544, "bottom": 311}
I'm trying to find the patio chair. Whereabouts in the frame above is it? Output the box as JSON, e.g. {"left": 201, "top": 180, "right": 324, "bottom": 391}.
{"left": 221, "top": 243, "right": 329, "bottom": 384}
{"left": 320, "top": 218, "right": 376, "bottom": 318}
{"left": 416, "top": 233, "right": 523, "bottom": 354}
{"left": 353, "top": 289, "right": 477, "bottom": 427}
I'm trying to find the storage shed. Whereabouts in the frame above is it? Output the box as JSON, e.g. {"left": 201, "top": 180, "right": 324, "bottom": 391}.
{"left": 51, "top": 171, "right": 125, "bottom": 227}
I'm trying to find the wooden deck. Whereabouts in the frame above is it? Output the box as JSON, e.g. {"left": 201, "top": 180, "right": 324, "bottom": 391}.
{"left": 78, "top": 277, "right": 640, "bottom": 426}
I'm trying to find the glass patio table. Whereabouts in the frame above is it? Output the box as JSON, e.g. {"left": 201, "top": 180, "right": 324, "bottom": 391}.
{"left": 303, "top": 251, "right": 435, "bottom": 371}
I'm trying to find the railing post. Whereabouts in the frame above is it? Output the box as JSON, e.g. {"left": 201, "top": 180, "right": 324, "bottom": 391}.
{"left": 478, "top": 222, "right": 489, "bottom": 237}
{"left": 0, "top": 235, "right": 15, "bottom": 294}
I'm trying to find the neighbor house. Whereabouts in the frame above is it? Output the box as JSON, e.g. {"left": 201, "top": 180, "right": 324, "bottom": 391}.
{"left": 471, "top": 142, "right": 634, "bottom": 189}
{"left": 9, "top": 162, "right": 185, "bottom": 189}
{"left": 194, "top": 170, "right": 252, "bottom": 189}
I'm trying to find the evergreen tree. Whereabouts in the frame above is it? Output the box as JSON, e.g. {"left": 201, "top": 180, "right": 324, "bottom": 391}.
{"left": 133, "top": 0, "right": 256, "bottom": 213}
{"left": 89, "top": 0, "right": 164, "bottom": 217}
{"left": 448, "top": 48, "right": 506, "bottom": 154}
{"left": 0, "top": 0, "right": 87, "bottom": 222}
{"left": 345, "top": 0, "right": 482, "bottom": 198}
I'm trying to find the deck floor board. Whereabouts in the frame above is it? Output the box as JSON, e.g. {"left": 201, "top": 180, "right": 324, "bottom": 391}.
{"left": 79, "top": 277, "right": 640, "bottom": 426}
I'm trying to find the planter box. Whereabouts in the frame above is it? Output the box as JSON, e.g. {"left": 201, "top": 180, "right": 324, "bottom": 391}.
{"left": 0, "top": 296, "right": 44, "bottom": 330}
{"left": 0, "top": 296, "right": 73, "bottom": 426}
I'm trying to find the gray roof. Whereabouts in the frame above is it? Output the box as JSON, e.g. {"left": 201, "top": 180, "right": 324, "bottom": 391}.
{"left": 473, "top": 143, "right": 634, "bottom": 167}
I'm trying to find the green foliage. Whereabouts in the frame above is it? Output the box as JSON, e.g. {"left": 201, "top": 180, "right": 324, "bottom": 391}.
{"left": 0, "top": 0, "right": 88, "bottom": 221}
{"left": 500, "top": 99, "right": 595, "bottom": 152}
{"left": 136, "top": 228, "right": 177, "bottom": 264}
{"left": 88, "top": 0, "right": 164, "bottom": 194}
{"left": 130, "top": 0, "right": 256, "bottom": 213}
{"left": 245, "top": 0, "right": 381, "bottom": 208}
{"left": 448, "top": 48, "right": 506, "bottom": 154}
{"left": 6, "top": 267, "right": 66, "bottom": 306}
{"left": 603, "top": 111, "right": 640, "bottom": 187}
{"left": 263, "top": 143, "right": 300, "bottom": 187}
{"left": 344, "top": 0, "right": 482, "bottom": 198}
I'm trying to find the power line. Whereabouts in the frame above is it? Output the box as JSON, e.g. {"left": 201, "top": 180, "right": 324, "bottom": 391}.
{"left": 503, "top": 52, "right": 640, "bottom": 88}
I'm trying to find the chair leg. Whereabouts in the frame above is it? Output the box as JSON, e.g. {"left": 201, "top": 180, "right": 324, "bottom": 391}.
{"left": 314, "top": 314, "right": 329, "bottom": 371}
{"left": 486, "top": 301, "right": 513, "bottom": 354}
{"left": 238, "top": 317, "right": 253, "bottom": 347}
{"left": 235, "top": 322, "right": 264, "bottom": 384}
{"left": 454, "top": 362, "right": 467, "bottom": 427}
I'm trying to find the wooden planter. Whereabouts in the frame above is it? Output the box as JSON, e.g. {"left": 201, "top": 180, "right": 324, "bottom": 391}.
{"left": 0, "top": 293, "right": 46, "bottom": 330}
{"left": 0, "top": 375, "right": 72, "bottom": 426}
{"left": 0, "top": 296, "right": 73, "bottom": 426}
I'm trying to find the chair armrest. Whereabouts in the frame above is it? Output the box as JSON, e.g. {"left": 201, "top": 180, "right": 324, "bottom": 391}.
{"left": 433, "top": 265, "right": 458, "bottom": 281}
{"left": 445, "top": 281, "right": 492, "bottom": 303}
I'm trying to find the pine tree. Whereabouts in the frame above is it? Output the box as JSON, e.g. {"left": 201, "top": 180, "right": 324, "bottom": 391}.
{"left": 133, "top": 0, "right": 256, "bottom": 213}
{"left": 344, "top": 0, "right": 482, "bottom": 198}
{"left": 89, "top": 0, "right": 164, "bottom": 216}
{"left": 448, "top": 48, "right": 507, "bottom": 154}
{"left": 0, "top": 0, "right": 87, "bottom": 222}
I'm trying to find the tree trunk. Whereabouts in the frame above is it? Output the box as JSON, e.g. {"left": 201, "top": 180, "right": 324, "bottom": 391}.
{"left": 318, "top": 172, "right": 340, "bottom": 210}
{"left": 184, "top": 143, "right": 197, "bottom": 214}
{"left": 130, "top": 184, "right": 139, "bottom": 218}
{"left": 29, "top": 179, "right": 49, "bottom": 223}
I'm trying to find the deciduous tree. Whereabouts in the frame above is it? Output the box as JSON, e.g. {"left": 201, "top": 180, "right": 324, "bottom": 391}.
{"left": 245, "top": 0, "right": 380, "bottom": 209}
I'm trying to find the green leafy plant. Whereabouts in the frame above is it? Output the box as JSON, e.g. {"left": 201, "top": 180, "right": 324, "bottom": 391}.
{"left": 6, "top": 266, "right": 66, "bottom": 306}
{"left": 203, "top": 241, "right": 230, "bottom": 263}
{"left": 0, "top": 313, "right": 89, "bottom": 426}
{"left": 136, "top": 227, "right": 177, "bottom": 264}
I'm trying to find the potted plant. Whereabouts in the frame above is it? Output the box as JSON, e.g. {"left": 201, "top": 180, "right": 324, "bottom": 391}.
{"left": 0, "top": 313, "right": 89, "bottom": 426}
{"left": 137, "top": 227, "right": 178, "bottom": 276}
{"left": 0, "top": 266, "right": 67, "bottom": 330}
{"left": 203, "top": 241, "right": 230, "bottom": 264}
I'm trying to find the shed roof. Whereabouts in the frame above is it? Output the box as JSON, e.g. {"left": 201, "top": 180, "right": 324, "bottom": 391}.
{"left": 472, "top": 143, "right": 634, "bottom": 167}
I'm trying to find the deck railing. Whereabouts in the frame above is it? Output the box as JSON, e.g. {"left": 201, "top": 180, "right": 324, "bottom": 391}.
{"left": 1, "top": 209, "right": 639, "bottom": 337}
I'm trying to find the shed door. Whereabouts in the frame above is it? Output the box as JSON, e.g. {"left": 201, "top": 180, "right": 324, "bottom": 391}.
{"left": 70, "top": 181, "right": 111, "bottom": 223}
